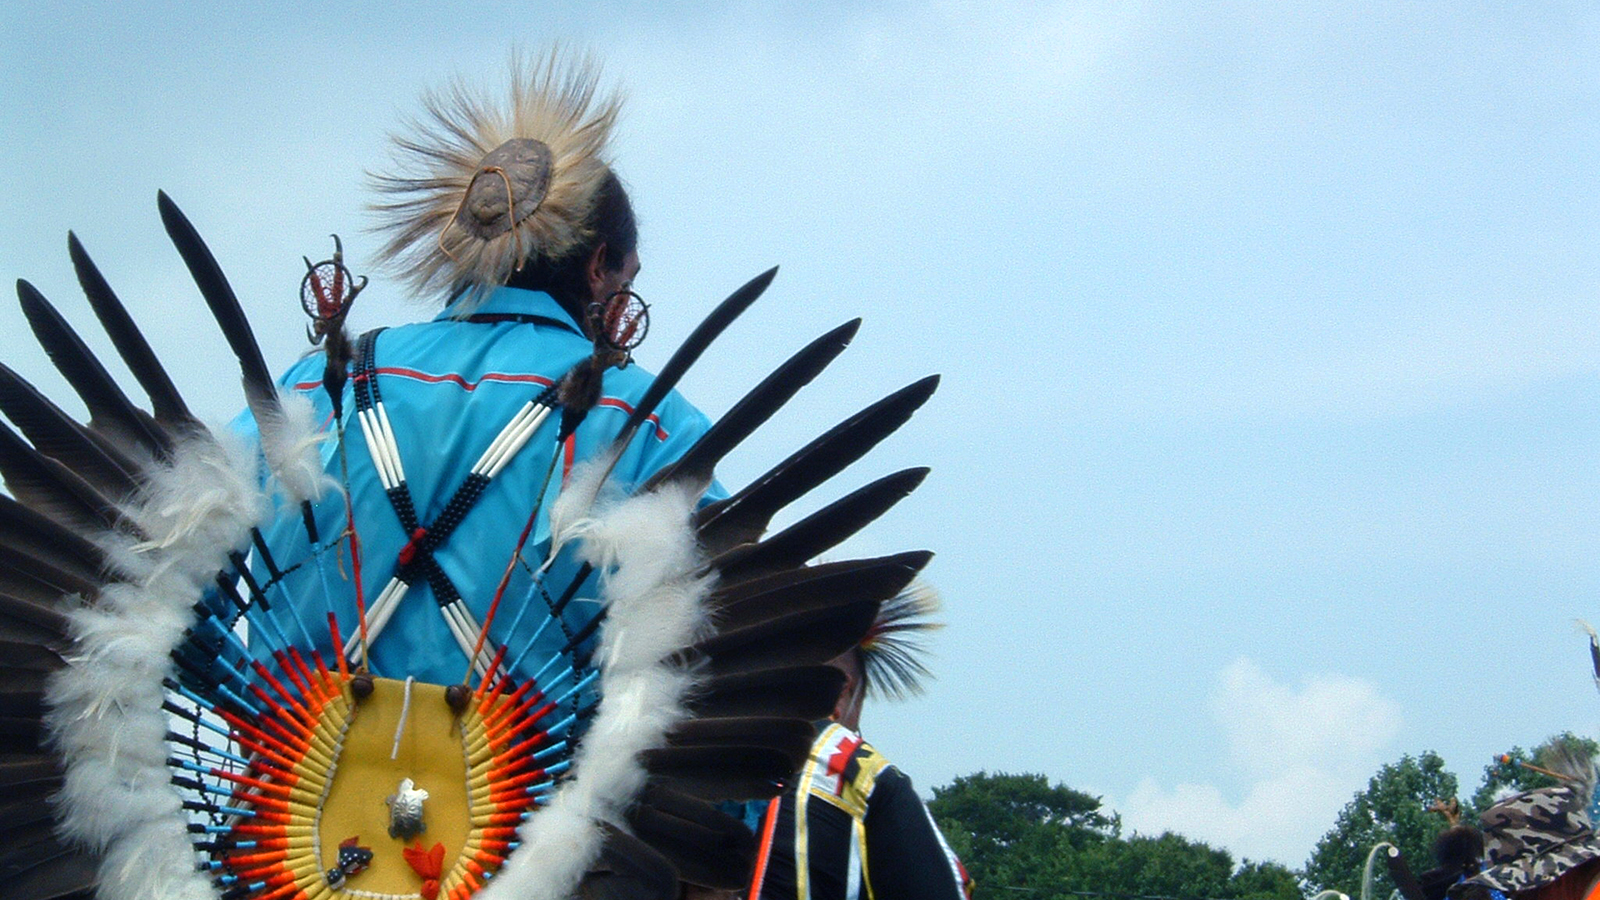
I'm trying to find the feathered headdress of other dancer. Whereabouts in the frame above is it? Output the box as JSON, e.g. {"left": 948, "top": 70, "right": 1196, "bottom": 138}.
{"left": 370, "top": 49, "right": 620, "bottom": 305}
{"left": 859, "top": 581, "right": 943, "bottom": 700}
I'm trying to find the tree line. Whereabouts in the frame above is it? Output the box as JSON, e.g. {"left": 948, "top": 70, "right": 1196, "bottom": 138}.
{"left": 926, "top": 733, "right": 1594, "bottom": 900}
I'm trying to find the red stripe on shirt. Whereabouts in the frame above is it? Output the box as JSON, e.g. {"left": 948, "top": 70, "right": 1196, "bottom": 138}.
{"left": 594, "top": 397, "right": 669, "bottom": 441}
{"left": 292, "top": 368, "right": 554, "bottom": 392}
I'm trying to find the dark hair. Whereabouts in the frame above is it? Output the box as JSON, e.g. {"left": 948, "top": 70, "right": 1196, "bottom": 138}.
{"left": 505, "top": 169, "right": 637, "bottom": 323}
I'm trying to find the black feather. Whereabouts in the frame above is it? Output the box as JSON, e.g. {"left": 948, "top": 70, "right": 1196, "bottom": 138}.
{"left": 0, "top": 419, "right": 121, "bottom": 533}
{"left": 0, "top": 495, "right": 109, "bottom": 586}
{"left": 711, "top": 551, "right": 932, "bottom": 633}
{"left": 697, "top": 598, "right": 881, "bottom": 676}
{"left": 607, "top": 267, "right": 777, "bottom": 462}
{"left": 0, "top": 592, "right": 72, "bottom": 638}
{"left": 711, "top": 467, "right": 930, "bottom": 581}
{"left": 0, "top": 567, "right": 67, "bottom": 611}
{"left": 0, "top": 781, "right": 57, "bottom": 828}
{"left": 156, "top": 191, "right": 275, "bottom": 404}
{"left": 690, "top": 666, "right": 845, "bottom": 721}
{"left": 0, "top": 826, "right": 70, "bottom": 863}
{"left": 0, "top": 725, "right": 46, "bottom": 766}
{"left": 1, "top": 847, "right": 97, "bottom": 900}
{"left": 644, "top": 318, "right": 860, "bottom": 491}
{"left": 69, "top": 231, "right": 195, "bottom": 426}
{"left": 580, "top": 824, "right": 679, "bottom": 900}
{"left": 628, "top": 784, "right": 757, "bottom": 889}
{"left": 642, "top": 745, "right": 796, "bottom": 800}
{"left": 0, "top": 641, "right": 63, "bottom": 673}
{"left": 0, "top": 755, "right": 59, "bottom": 788}
{"left": 0, "top": 538, "right": 101, "bottom": 603}
{"left": 668, "top": 716, "right": 816, "bottom": 769}
{"left": 0, "top": 687, "right": 43, "bottom": 719}
{"left": 0, "top": 362, "right": 141, "bottom": 500}
{"left": 696, "top": 374, "right": 939, "bottom": 555}
{"left": 0, "top": 496, "right": 108, "bottom": 595}
{"left": 15, "top": 279, "right": 169, "bottom": 459}
{"left": 669, "top": 715, "right": 817, "bottom": 747}
{"left": 0, "top": 611, "right": 67, "bottom": 649}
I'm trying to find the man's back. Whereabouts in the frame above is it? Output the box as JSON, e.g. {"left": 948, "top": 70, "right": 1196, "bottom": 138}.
{"left": 249, "top": 285, "right": 715, "bottom": 684}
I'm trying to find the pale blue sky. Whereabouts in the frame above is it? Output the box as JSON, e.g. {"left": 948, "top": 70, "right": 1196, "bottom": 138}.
{"left": 3, "top": 1, "right": 1597, "bottom": 865}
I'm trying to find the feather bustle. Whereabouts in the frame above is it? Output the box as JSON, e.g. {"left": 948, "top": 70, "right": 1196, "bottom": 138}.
{"left": 709, "top": 466, "right": 930, "bottom": 580}
{"left": 644, "top": 318, "right": 861, "bottom": 491}
{"left": 15, "top": 279, "right": 169, "bottom": 459}
{"left": 44, "top": 427, "right": 262, "bottom": 900}
{"left": 0, "top": 361, "right": 142, "bottom": 499}
{"left": 68, "top": 232, "right": 194, "bottom": 427}
{"left": 480, "top": 466, "right": 713, "bottom": 900}
{"left": 156, "top": 192, "right": 275, "bottom": 407}
{"left": 696, "top": 374, "right": 940, "bottom": 554}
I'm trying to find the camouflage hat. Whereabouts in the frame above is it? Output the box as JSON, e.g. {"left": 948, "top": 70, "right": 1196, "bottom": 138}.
{"left": 1463, "top": 784, "right": 1600, "bottom": 894}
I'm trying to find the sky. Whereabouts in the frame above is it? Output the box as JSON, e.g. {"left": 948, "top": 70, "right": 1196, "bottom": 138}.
{"left": 3, "top": 0, "right": 1598, "bottom": 869}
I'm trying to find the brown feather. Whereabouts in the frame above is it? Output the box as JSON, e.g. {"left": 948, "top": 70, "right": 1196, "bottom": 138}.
{"left": 668, "top": 717, "right": 816, "bottom": 769}
{"left": 690, "top": 666, "right": 845, "bottom": 721}
{"left": 579, "top": 823, "right": 679, "bottom": 900}
{"left": 641, "top": 745, "right": 796, "bottom": 800}
{"left": 696, "top": 598, "right": 881, "bottom": 676}
{"left": 710, "top": 551, "right": 931, "bottom": 632}
{"left": 0, "top": 419, "right": 122, "bottom": 534}
{"left": 628, "top": 784, "right": 756, "bottom": 889}
{"left": 0, "top": 361, "right": 142, "bottom": 499}
{"left": 710, "top": 467, "right": 930, "bottom": 581}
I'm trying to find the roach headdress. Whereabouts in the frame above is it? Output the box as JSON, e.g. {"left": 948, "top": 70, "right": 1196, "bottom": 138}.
{"left": 859, "top": 581, "right": 943, "bottom": 701}
{"left": 370, "top": 50, "right": 620, "bottom": 303}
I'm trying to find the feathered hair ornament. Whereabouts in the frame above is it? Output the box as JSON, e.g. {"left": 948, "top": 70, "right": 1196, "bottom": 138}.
{"left": 859, "top": 580, "right": 943, "bottom": 700}
{"left": 370, "top": 49, "right": 621, "bottom": 301}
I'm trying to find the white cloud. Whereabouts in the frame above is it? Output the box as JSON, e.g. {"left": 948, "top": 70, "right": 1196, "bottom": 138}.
{"left": 1117, "top": 658, "right": 1401, "bottom": 865}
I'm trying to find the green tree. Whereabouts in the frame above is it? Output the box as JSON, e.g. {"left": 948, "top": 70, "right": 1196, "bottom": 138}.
{"left": 1077, "top": 832, "right": 1236, "bottom": 899}
{"left": 929, "top": 771, "right": 1117, "bottom": 891}
{"left": 929, "top": 771, "right": 1118, "bottom": 844}
{"left": 1228, "top": 860, "right": 1305, "bottom": 900}
{"left": 1469, "top": 732, "right": 1600, "bottom": 816}
{"left": 929, "top": 772, "right": 1302, "bottom": 900}
{"left": 1304, "top": 752, "right": 1460, "bottom": 898}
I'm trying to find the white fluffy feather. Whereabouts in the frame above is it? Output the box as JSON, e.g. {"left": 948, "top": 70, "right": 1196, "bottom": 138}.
{"left": 480, "top": 462, "right": 713, "bottom": 900}
{"left": 252, "top": 389, "right": 331, "bottom": 506}
{"left": 45, "top": 427, "right": 264, "bottom": 900}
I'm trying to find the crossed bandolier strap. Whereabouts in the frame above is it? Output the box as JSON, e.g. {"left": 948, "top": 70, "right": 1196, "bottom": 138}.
{"left": 344, "top": 329, "right": 563, "bottom": 673}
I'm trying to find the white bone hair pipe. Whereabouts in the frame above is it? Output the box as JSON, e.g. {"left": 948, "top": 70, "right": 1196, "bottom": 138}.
{"left": 344, "top": 577, "right": 409, "bottom": 662}
{"left": 375, "top": 403, "right": 407, "bottom": 484}
{"left": 470, "top": 400, "right": 536, "bottom": 473}
{"left": 452, "top": 602, "right": 497, "bottom": 674}
{"left": 482, "top": 405, "right": 553, "bottom": 479}
{"left": 356, "top": 408, "right": 397, "bottom": 490}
